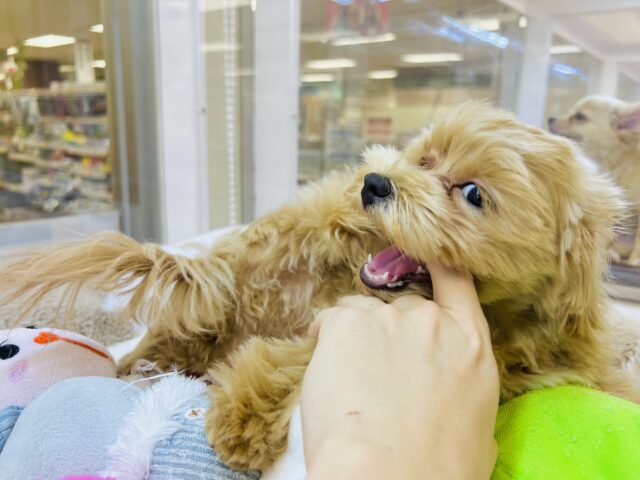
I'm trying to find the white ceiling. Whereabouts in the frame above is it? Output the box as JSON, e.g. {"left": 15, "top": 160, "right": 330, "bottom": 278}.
{"left": 503, "top": 0, "right": 640, "bottom": 80}
{"left": 0, "top": 0, "right": 102, "bottom": 64}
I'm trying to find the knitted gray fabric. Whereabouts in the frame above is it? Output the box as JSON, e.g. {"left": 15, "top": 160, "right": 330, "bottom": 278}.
{"left": 149, "top": 393, "right": 261, "bottom": 480}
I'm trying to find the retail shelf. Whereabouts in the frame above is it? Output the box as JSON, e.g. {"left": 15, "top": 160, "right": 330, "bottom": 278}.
{"left": 0, "top": 180, "right": 27, "bottom": 194}
{"left": 0, "top": 83, "right": 107, "bottom": 99}
{"left": 39, "top": 115, "right": 109, "bottom": 126}
{"left": 64, "top": 145, "right": 109, "bottom": 158}
{"left": 19, "top": 139, "right": 108, "bottom": 158}
{"left": 8, "top": 152, "right": 72, "bottom": 169}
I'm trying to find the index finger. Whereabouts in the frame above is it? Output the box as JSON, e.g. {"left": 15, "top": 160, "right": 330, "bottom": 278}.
{"left": 428, "top": 261, "right": 485, "bottom": 323}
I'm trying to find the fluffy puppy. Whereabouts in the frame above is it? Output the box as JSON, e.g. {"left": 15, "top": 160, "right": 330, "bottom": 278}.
{"left": 549, "top": 95, "right": 640, "bottom": 263}
{"left": 0, "top": 103, "right": 637, "bottom": 471}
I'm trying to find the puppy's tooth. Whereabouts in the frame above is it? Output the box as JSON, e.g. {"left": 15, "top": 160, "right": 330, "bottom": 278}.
{"left": 368, "top": 254, "right": 373, "bottom": 264}
{"left": 416, "top": 266, "right": 425, "bottom": 274}
{"left": 382, "top": 272, "right": 389, "bottom": 280}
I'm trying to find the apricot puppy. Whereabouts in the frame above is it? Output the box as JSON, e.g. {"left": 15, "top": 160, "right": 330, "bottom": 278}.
{"left": 1, "top": 103, "right": 637, "bottom": 470}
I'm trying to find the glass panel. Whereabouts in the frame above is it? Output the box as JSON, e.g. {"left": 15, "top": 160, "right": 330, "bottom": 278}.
{"left": 545, "top": 36, "right": 601, "bottom": 120}
{"left": 617, "top": 73, "right": 640, "bottom": 103}
{"left": 298, "top": 0, "right": 527, "bottom": 183}
{"left": 0, "top": 0, "right": 117, "bottom": 250}
{"left": 203, "top": 0, "right": 254, "bottom": 228}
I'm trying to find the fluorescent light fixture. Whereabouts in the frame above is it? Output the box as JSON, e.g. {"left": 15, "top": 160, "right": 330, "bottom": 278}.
{"left": 306, "top": 58, "right": 356, "bottom": 69}
{"left": 332, "top": 32, "right": 396, "bottom": 46}
{"left": 6, "top": 47, "right": 18, "bottom": 56}
{"left": 59, "top": 64, "right": 75, "bottom": 73}
{"left": 302, "top": 73, "right": 336, "bottom": 83}
{"left": 402, "top": 53, "right": 463, "bottom": 64}
{"left": 202, "top": 42, "right": 240, "bottom": 53}
{"left": 300, "top": 32, "right": 331, "bottom": 43}
{"left": 518, "top": 16, "right": 528, "bottom": 28}
{"left": 24, "top": 34, "right": 76, "bottom": 48}
{"left": 204, "top": 0, "right": 252, "bottom": 11}
{"left": 550, "top": 44, "right": 582, "bottom": 55}
{"left": 92, "top": 59, "right": 106, "bottom": 68}
{"left": 551, "top": 63, "right": 581, "bottom": 76}
{"left": 367, "top": 69, "right": 397, "bottom": 79}
{"left": 90, "top": 24, "right": 104, "bottom": 33}
{"left": 466, "top": 18, "right": 500, "bottom": 31}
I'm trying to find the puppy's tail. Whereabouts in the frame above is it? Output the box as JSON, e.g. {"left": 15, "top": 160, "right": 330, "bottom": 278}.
{"left": 0, "top": 232, "right": 237, "bottom": 338}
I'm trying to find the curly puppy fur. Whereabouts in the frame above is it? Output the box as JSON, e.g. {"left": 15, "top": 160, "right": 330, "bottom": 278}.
{"left": 1, "top": 103, "right": 639, "bottom": 470}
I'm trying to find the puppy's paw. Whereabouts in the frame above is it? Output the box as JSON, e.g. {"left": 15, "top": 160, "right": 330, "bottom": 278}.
{"left": 206, "top": 336, "right": 314, "bottom": 470}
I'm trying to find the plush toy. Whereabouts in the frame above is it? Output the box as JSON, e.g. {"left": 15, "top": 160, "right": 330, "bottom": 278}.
{"left": 0, "top": 326, "right": 117, "bottom": 412}
{"left": 0, "top": 325, "right": 117, "bottom": 454}
{"left": 0, "top": 327, "right": 260, "bottom": 479}
{"left": 0, "top": 328, "right": 260, "bottom": 480}
{"left": 0, "top": 374, "right": 260, "bottom": 480}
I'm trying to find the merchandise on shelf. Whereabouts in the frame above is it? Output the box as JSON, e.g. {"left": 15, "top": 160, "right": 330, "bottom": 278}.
{"left": 0, "top": 84, "right": 112, "bottom": 223}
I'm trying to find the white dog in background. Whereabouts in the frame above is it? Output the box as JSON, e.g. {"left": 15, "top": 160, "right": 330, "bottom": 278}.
{"left": 549, "top": 95, "right": 640, "bottom": 264}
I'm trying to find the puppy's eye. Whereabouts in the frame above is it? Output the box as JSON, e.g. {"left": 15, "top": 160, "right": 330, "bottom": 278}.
{"left": 573, "top": 112, "right": 587, "bottom": 122}
{"left": 460, "top": 183, "right": 482, "bottom": 208}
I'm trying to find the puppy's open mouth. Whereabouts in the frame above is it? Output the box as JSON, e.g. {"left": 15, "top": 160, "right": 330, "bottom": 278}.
{"left": 360, "top": 246, "right": 430, "bottom": 290}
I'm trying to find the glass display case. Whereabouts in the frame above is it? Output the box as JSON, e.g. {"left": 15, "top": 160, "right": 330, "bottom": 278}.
{"left": 618, "top": 74, "right": 640, "bottom": 103}
{"left": 298, "top": 0, "right": 527, "bottom": 182}
{"left": 0, "top": 84, "right": 112, "bottom": 223}
{"left": 0, "top": 0, "right": 119, "bottom": 252}
{"left": 545, "top": 35, "right": 601, "bottom": 120}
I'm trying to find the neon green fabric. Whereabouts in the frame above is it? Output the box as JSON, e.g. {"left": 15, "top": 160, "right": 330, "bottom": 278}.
{"left": 492, "top": 386, "right": 640, "bottom": 479}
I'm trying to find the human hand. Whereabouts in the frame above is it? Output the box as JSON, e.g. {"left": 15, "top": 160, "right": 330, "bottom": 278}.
{"left": 301, "top": 262, "right": 499, "bottom": 480}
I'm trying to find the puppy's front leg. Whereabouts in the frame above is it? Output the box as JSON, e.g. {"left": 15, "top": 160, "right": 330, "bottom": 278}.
{"left": 206, "top": 336, "right": 315, "bottom": 471}
{"left": 117, "top": 326, "right": 227, "bottom": 376}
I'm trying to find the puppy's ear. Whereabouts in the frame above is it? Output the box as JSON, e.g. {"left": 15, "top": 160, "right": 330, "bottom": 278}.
{"left": 613, "top": 103, "right": 640, "bottom": 142}
{"left": 552, "top": 156, "right": 627, "bottom": 338}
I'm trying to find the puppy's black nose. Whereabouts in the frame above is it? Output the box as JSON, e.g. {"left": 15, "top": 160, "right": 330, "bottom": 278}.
{"left": 362, "top": 173, "right": 393, "bottom": 208}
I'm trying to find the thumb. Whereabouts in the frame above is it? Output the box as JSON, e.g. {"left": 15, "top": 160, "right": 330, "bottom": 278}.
{"left": 428, "top": 261, "right": 484, "bottom": 321}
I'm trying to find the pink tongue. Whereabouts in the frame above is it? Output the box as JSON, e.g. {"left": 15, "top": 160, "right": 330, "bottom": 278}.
{"left": 371, "top": 246, "right": 421, "bottom": 277}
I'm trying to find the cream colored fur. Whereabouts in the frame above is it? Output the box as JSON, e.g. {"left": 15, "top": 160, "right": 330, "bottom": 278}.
{"left": 1, "top": 103, "right": 638, "bottom": 470}
{"left": 549, "top": 95, "right": 640, "bottom": 263}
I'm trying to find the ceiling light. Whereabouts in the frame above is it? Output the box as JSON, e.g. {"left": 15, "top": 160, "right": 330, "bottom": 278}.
{"left": 59, "top": 65, "right": 75, "bottom": 73}
{"left": 90, "top": 24, "right": 104, "bottom": 33}
{"left": 24, "top": 34, "right": 76, "bottom": 48}
{"left": 302, "top": 73, "right": 336, "bottom": 83}
{"left": 466, "top": 18, "right": 500, "bottom": 31}
{"left": 332, "top": 32, "right": 396, "bottom": 46}
{"left": 306, "top": 58, "right": 356, "bottom": 69}
{"left": 550, "top": 44, "right": 582, "bottom": 55}
{"left": 204, "top": 0, "right": 252, "bottom": 11}
{"left": 6, "top": 47, "right": 18, "bottom": 56}
{"left": 367, "top": 69, "right": 397, "bottom": 79}
{"left": 519, "top": 16, "right": 528, "bottom": 28}
{"left": 92, "top": 59, "right": 106, "bottom": 68}
{"left": 202, "top": 42, "right": 240, "bottom": 53}
{"left": 401, "top": 53, "right": 463, "bottom": 64}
